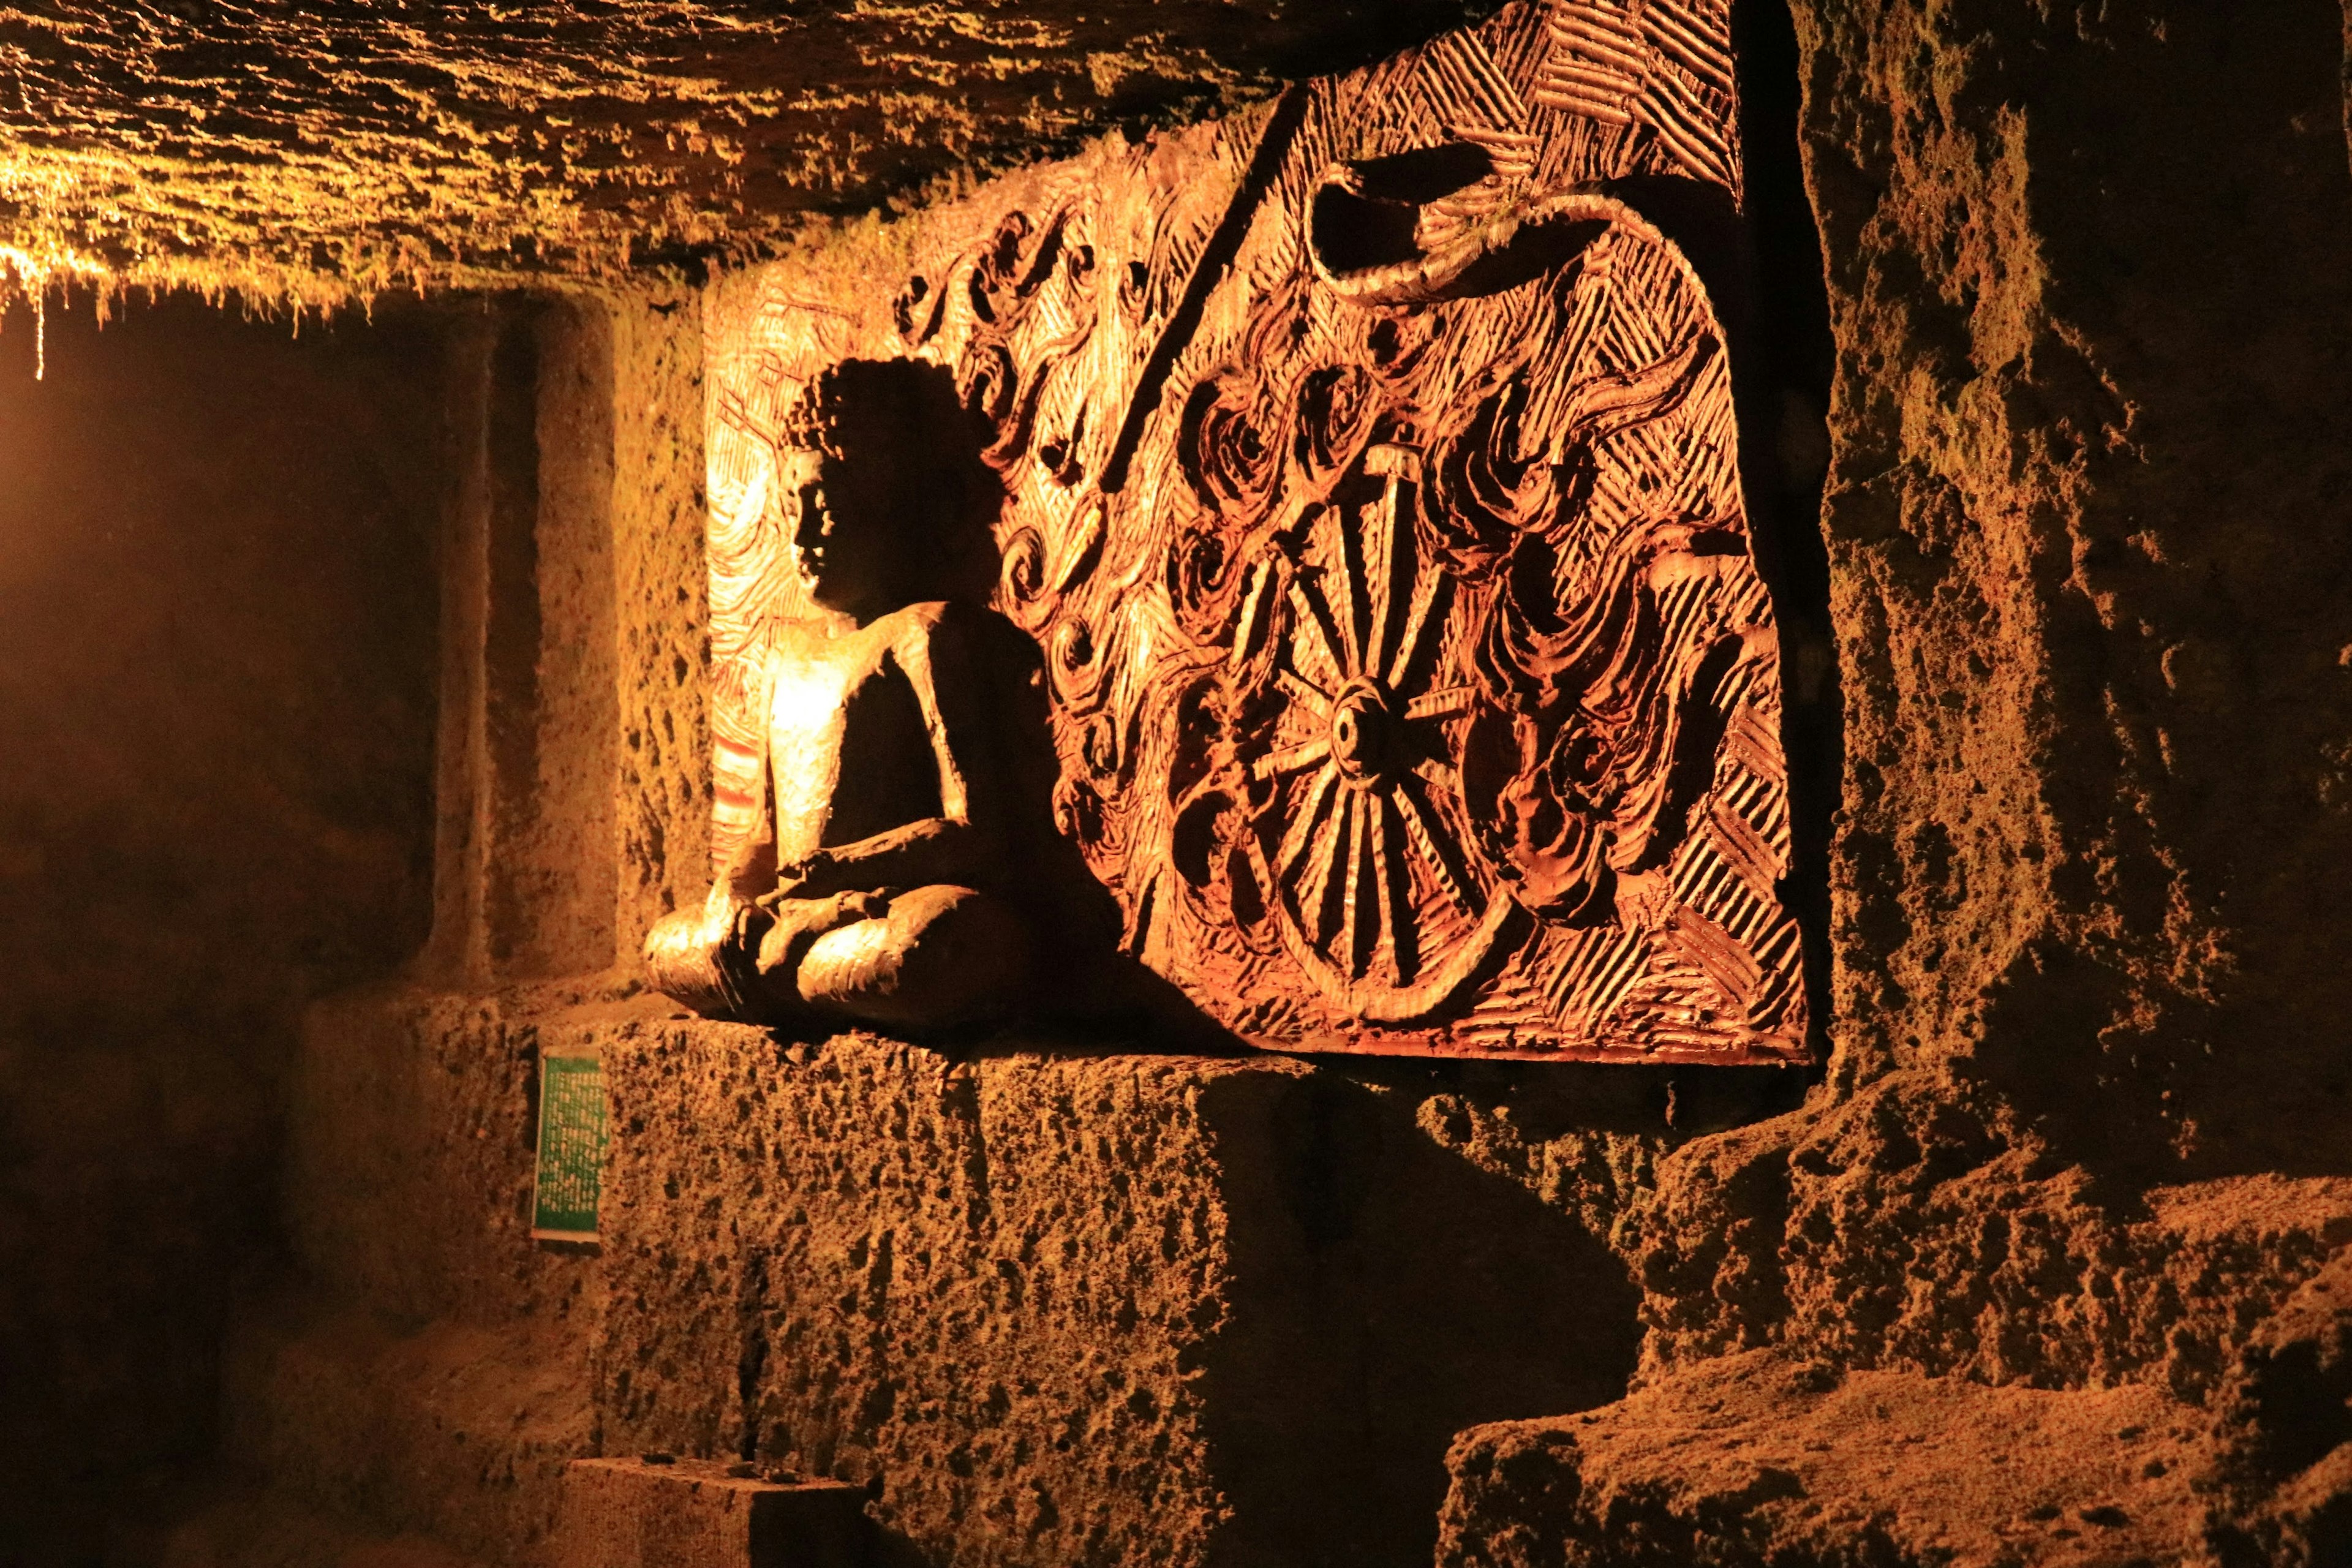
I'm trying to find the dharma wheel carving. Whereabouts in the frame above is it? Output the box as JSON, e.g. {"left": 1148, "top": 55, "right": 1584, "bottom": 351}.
{"left": 698, "top": 0, "right": 1810, "bottom": 1063}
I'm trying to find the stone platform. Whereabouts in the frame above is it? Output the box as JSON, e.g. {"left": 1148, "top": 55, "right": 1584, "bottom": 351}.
{"left": 222, "top": 983, "right": 1644, "bottom": 1568}
{"left": 1433, "top": 1211, "right": 2352, "bottom": 1568}
{"left": 1436, "top": 1350, "right": 2218, "bottom": 1568}
{"left": 592, "top": 1017, "right": 1637, "bottom": 1568}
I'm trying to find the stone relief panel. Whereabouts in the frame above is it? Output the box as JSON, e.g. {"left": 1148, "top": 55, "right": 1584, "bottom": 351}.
{"left": 688, "top": 0, "right": 1807, "bottom": 1063}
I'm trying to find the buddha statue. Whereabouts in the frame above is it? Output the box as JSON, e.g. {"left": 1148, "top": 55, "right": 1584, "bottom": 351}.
{"left": 644, "top": 358, "right": 1033, "bottom": 1031}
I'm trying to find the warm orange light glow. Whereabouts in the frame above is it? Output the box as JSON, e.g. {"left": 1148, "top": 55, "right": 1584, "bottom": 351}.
{"left": 0, "top": 237, "right": 109, "bottom": 380}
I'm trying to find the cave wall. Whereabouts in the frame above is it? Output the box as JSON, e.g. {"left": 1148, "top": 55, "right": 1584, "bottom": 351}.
{"left": 1808, "top": 0, "right": 2352, "bottom": 1162}
{"left": 40, "top": 1, "right": 2352, "bottom": 1564}
{"left": 1626, "top": 0, "right": 2352, "bottom": 1375}
{"left": 415, "top": 291, "right": 710, "bottom": 993}
{"left": 0, "top": 300, "right": 447, "bottom": 1557}
{"left": 1431, "top": 2, "right": 2352, "bottom": 1561}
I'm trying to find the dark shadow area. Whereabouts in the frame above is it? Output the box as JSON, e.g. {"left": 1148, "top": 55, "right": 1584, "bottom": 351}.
{"left": 1313, "top": 1050, "right": 1811, "bottom": 1142}
{"left": 1733, "top": 0, "right": 1840, "bottom": 1071}
{"left": 1309, "top": 143, "right": 1498, "bottom": 274}
{"left": 1950, "top": 0, "right": 2352, "bottom": 1189}
{"left": 1250, "top": 1, "right": 1507, "bottom": 85}
{"left": 0, "top": 296, "right": 447, "bottom": 1562}
{"left": 1197, "top": 1070, "right": 1645, "bottom": 1568}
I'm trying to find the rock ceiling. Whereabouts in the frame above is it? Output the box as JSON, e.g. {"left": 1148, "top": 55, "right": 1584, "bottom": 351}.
{"left": 0, "top": 1, "right": 1485, "bottom": 310}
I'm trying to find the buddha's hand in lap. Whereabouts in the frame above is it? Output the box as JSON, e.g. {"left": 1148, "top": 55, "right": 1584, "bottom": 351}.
{"left": 742, "top": 888, "right": 892, "bottom": 986}
{"left": 775, "top": 846, "right": 854, "bottom": 899}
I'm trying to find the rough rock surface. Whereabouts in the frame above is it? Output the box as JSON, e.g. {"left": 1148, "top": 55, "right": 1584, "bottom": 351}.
{"left": 1439, "top": 1350, "right": 2222, "bottom": 1568}
{"left": 1587, "top": 0, "right": 2352, "bottom": 1382}
{"left": 222, "top": 984, "right": 1689, "bottom": 1567}
{"left": 0, "top": 1, "right": 1490, "bottom": 309}
{"left": 1430, "top": 0, "right": 2352, "bottom": 1561}
{"left": 1438, "top": 1253, "right": 2352, "bottom": 1567}
{"left": 1797, "top": 0, "right": 2352, "bottom": 1158}
{"left": 418, "top": 288, "right": 709, "bottom": 990}
{"left": 2198, "top": 1249, "right": 2352, "bottom": 1566}
{"left": 596, "top": 1022, "right": 1643, "bottom": 1568}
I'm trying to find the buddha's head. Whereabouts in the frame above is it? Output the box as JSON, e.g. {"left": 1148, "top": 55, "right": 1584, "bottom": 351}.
{"left": 782, "top": 358, "right": 995, "bottom": 620}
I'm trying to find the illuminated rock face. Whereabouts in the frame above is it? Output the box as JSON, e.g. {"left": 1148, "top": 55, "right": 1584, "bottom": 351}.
{"left": 593, "top": 1022, "right": 1638, "bottom": 1568}
{"left": 0, "top": 0, "right": 1487, "bottom": 307}
{"left": 693, "top": 0, "right": 1814, "bottom": 1065}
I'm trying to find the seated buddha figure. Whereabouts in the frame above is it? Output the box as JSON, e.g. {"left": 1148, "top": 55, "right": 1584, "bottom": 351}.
{"left": 644, "top": 359, "right": 1031, "bottom": 1031}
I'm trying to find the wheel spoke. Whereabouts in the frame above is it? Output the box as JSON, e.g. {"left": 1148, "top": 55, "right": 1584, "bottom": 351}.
{"left": 1339, "top": 798, "right": 1371, "bottom": 976}
{"left": 1385, "top": 565, "right": 1449, "bottom": 692}
{"left": 1302, "top": 792, "right": 1358, "bottom": 945}
{"left": 1365, "top": 468, "right": 1415, "bottom": 679}
{"left": 1404, "top": 685, "right": 1476, "bottom": 722}
{"left": 1276, "top": 767, "right": 1341, "bottom": 882}
{"left": 1276, "top": 665, "right": 1332, "bottom": 714}
{"left": 1226, "top": 560, "right": 1278, "bottom": 671}
{"left": 1253, "top": 736, "right": 1332, "bottom": 782}
{"left": 1395, "top": 774, "right": 1479, "bottom": 916}
{"left": 1286, "top": 575, "right": 1346, "bottom": 684}
{"left": 1325, "top": 503, "right": 1365, "bottom": 676}
{"left": 1371, "top": 794, "right": 1419, "bottom": 985}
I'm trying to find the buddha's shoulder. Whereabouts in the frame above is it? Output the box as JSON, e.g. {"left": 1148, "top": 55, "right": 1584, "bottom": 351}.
{"left": 873, "top": 598, "right": 992, "bottom": 649}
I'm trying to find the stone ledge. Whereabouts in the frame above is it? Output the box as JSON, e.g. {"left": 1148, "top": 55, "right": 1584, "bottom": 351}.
{"left": 1437, "top": 1350, "right": 2220, "bottom": 1568}
{"left": 554, "top": 1458, "right": 865, "bottom": 1568}
{"left": 259, "top": 986, "right": 1649, "bottom": 1568}
{"left": 589, "top": 1020, "right": 1642, "bottom": 1568}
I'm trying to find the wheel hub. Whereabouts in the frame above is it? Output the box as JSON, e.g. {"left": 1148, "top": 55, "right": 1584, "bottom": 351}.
{"left": 1329, "top": 682, "right": 1393, "bottom": 784}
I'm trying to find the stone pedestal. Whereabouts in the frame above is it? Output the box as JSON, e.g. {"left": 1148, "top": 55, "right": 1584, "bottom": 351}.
{"left": 594, "top": 1022, "right": 1638, "bottom": 1568}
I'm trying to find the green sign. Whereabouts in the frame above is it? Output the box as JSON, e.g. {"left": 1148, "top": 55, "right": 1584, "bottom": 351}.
{"left": 532, "top": 1050, "right": 608, "bottom": 1242}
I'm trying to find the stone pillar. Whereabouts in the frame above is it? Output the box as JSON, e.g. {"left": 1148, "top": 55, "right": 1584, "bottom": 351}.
{"left": 420, "top": 288, "right": 707, "bottom": 990}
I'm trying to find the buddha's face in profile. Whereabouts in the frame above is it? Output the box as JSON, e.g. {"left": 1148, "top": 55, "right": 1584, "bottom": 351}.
{"left": 788, "top": 445, "right": 903, "bottom": 620}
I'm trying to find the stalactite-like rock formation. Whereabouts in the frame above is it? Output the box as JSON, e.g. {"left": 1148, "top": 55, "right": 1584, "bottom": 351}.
{"left": 0, "top": 2, "right": 1487, "bottom": 307}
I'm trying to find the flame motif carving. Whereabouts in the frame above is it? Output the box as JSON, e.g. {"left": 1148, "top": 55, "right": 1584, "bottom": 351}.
{"left": 699, "top": 0, "right": 1808, "bottom": 1063}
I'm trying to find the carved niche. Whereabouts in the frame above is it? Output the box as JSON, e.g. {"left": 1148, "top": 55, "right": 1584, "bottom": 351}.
{"left": 699, "top": 0, "right": 1808, "bottom": 1063}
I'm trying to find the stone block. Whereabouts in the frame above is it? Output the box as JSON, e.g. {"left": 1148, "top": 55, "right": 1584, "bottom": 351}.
{"left": 555, "top": 1458, "right": 865, "bottom": 1568}
{"left": 586, "top": 1020, "right": 1641, "bottom": 1568}
{"left": 255, "top": 985, "right": 1645, "bottom": 1567}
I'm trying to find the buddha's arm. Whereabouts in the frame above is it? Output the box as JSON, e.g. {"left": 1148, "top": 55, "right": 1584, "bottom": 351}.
{"left": 788, "top": 816, "right": 977, "bottom": 895}
{"left": 643, "top": 738, "right": 780, "bottom": 1017}
{"left": 713, "top": 742, "right": 782, "bottom": 913}
{"left": 785, "top": 607, "right": 998, "bottom": 897}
